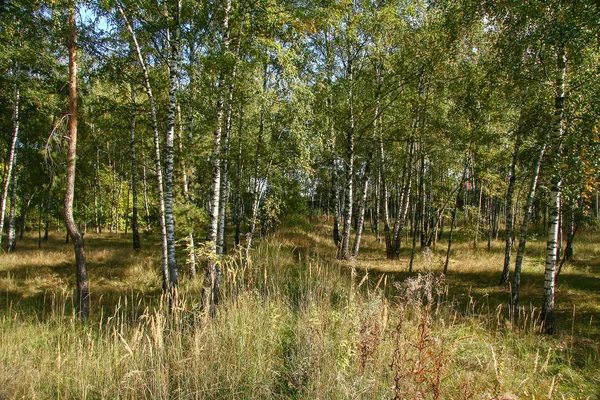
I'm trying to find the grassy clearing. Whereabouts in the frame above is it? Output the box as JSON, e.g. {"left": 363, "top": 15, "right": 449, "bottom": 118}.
{"left": 1, "top": 223, "right": 599, "bottom": 399}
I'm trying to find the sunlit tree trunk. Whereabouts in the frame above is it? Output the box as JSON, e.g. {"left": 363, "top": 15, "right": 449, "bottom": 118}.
{"left": 118, "top": 4, "right": 169, "bottom": 291}
{"left": 165, "top": 2, "right": 181, "bottom": 292}
{"left": 0, "top": 78, "right": 19, "bottom": 252}
{"left": 65, "top": 3, "right": 88, "bottom": 321}
{"left": 339, "top": 54, "right": 355, "bottom": 261}
{"left": 217, "top": 15, "right": 243, "bottom": 257}
{"left": 7, "top": 155, "right": 18, "bottom": 252}
{"left": 203, "top": 0, "right": 231, "bottom": 316}
{"left": 543, "top": 45, "right": 567, "bottom": 335}
{"left": 511, "top": 128, "right": 548, "bottom": 311}
{"left": 500, "top": 87, "right": 529, "bottom": 285}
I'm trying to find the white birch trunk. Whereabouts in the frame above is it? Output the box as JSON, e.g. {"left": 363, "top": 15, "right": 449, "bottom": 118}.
{"left": 543, "top": 45, "right": 567, "bottom": 335}
{"left": 0, "top": 80, "right": 19, "bottom": 252}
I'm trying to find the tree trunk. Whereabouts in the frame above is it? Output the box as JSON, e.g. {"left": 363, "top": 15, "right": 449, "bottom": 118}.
{"left": 233, "top": 109, "right": 244, "bottom": 248}
{"left": 418, "top": 152, "right": 426, "bottom": 248}
{"left": 19, "top": 193, "right": 34, "bottom": 240}
{"left": 511, "top": 128, "right": 548, "bottom": 311}
{"left": 109, "top": 145, "right": 116, "bottom": 233}
{"left": 380, "top": 134, "right": 391, "bottom": 255}
{"left": 7, "top": 155, "right": 18, "bottom": 252}
{"left": 351, "top": 156, "right": 372, "bottom": 258}
{"left": 324, "top": 32, "right": 341, "bottom": 250}
{"left": 500, "top": 87, "right": 529, "bottom": 285}
{"left": 0, "top": 79, "right": 19, "bottom": 252}
{"left": 65, "top": 4, "right": 88, "bottom": 321}
{"left": 44, "top": 175, "right": 54, "bottom": 241}
{"left": 119, "top": 4, "right": 169, "bottom": 292}
{"left": 165, "top": 3, "right": 181, "bottom": 292}
{"left": 217, "top": 16, "right": 243, "bottom": 257}
{"left": 203, "top": 0, "right": 231, "bottom": 316}
{"left": 177, "top": 106, "right": 196, "bottom": 278}
{"left": 130, "top": 81, "right": 141, "bottom": 250}
{"left": 473, "top": 185, "right": 483, "bottom": 249}
{"left": 116, "top": 174, "right": 123, "bottom": 234}
{"left": 542, "top": 44, "right": 567, "bottom": 334}
{"left": 444, "top": 158, "right": 469, "bottom": 275}
{"left": 339, "top": 54, "right": 355, "bottom": 261}
{"left": 94, "top": 144, "right": 100, "bottom": 233}
{"left": 38, "top": 202, "right": 42, "bottom": 249}
{"left": 141, "top": 146, "right": 150, "bottom": 231}
{"left": 388, "top": 141, "right": 414, "bottom": 259}
{"left": 543, "top": 45, "right": 566, "bottom": 335}
{"left": 373, "top": 168, "right": 380, "bottom": 240}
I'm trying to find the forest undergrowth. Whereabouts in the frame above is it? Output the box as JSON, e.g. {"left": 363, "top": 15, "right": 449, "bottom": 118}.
{"left": 1, "top": 220, "right": 599, "bottom": 399}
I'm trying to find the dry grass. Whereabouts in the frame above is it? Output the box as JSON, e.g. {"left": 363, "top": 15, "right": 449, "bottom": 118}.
{"left": 0, "top": 223, "right": 599, "bottom": 399}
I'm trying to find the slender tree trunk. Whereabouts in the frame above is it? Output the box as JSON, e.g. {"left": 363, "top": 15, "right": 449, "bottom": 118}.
{"left": 19, "top": 193, "right": 34, "bottom": 240}
{"left": 373, "top": 169, "right": 380, "bottom": 240}
{"left": 177, "top": 106, "right": 196, "bottom": 278}
{"left": 339, "top": 53, "right": 355, "bottom": 261}
{"left": 44, "top": 175, "right": 54, "bottom": 241}
{"left": 65, "top": 4, "right": 88, "bottom": 321}
{"left": 116, "top": 174, "right": 123, "bottom": 234}
{"left": 543, "top": 46, "right": 567, "bottom": 335}
{"left": 94, "top": 145, "right": 100, "bottom": 233}
{"left": 141, "top": 147, "right": 150, "bottom": 231}
{"left": 233, "top": 109, "right": 244, "bottom": 248}
{"left": 500, "top": 87, "right": 529, "bottom": 285}
{"left": 203, "top": 0, "right": 231, "bottom": 315}
{"left": 119, "top": 5, "right": 169, "bottom": 291}
{"left": 511, "top": 130, "right": 549, "bottom": 311}
{"left": 487, "top": 197, "right": 493, "bottom": 251}
{"left": 474, "top": 185, "right": 483, "bottom": 249}
{"left": 130, "top": 82, "right": 141, "bottom": 250}
{"left": 564, "top": 206, "right": 575, "bottom": 262}
{"left": 247, "top": 65, "right": 276, "bottom": 252}
{"left": 381, "top": 134, "right": 391, "bottom": 255}
{"left": 165, "top": 3, "right": 181, "bottom": 292}
{"left": 388, "top": 141, "right": 414, "bottom": 259}
{"left": 444, "top": 158, "right": 469, "bottom": 274}
{"left": 418, "top": 153, "right": 426, "bottom": 248}
{"left": 109, "top": 146, "right": 116, "bottom": 232}
{"left": 0, "top": 79, "right": 19, "bottom": 252}
{"left": 409, "top": 202, "right": 419, "bottom": 274}
{"left": 556, "top": 222, "right": 576, "bottom": 281}
{"left": 124, "top": 180, "right": 130, "bottom": 235}
{"left": 352, "top": 156, "right": 372, "bottom": 258}
{"left": 324, "top": 32, "right": 341, "bottom": 249}
{"left": 7, "top": 155, "right": 18, "bottom": 252}
{"left": 217, "top": 17, "right": 243, "bottom": 257}
{"left": 38, "top": 201, "right": 42, "bottom": 249}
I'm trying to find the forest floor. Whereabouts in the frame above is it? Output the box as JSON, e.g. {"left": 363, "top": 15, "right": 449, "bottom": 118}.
{"left": 1, "top": 219, "right": 599, "bottom": 399}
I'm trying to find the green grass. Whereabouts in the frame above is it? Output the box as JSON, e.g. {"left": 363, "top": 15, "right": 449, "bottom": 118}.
{"left": 0, "top": 223, "right": 599, "bottom": 399}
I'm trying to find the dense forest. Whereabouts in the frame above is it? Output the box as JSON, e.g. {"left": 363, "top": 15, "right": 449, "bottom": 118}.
{"left": 1, "top": 0, "right": 599, "bottom": 398}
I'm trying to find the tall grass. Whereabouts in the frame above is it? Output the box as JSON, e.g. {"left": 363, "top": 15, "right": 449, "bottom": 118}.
{"left": 0, "top": 229, "right": 599, "bottom": 399}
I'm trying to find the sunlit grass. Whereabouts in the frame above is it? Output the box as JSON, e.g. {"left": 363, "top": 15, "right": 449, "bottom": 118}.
{"left": 0, "top": 222, "right": 599, "bottom": 398}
